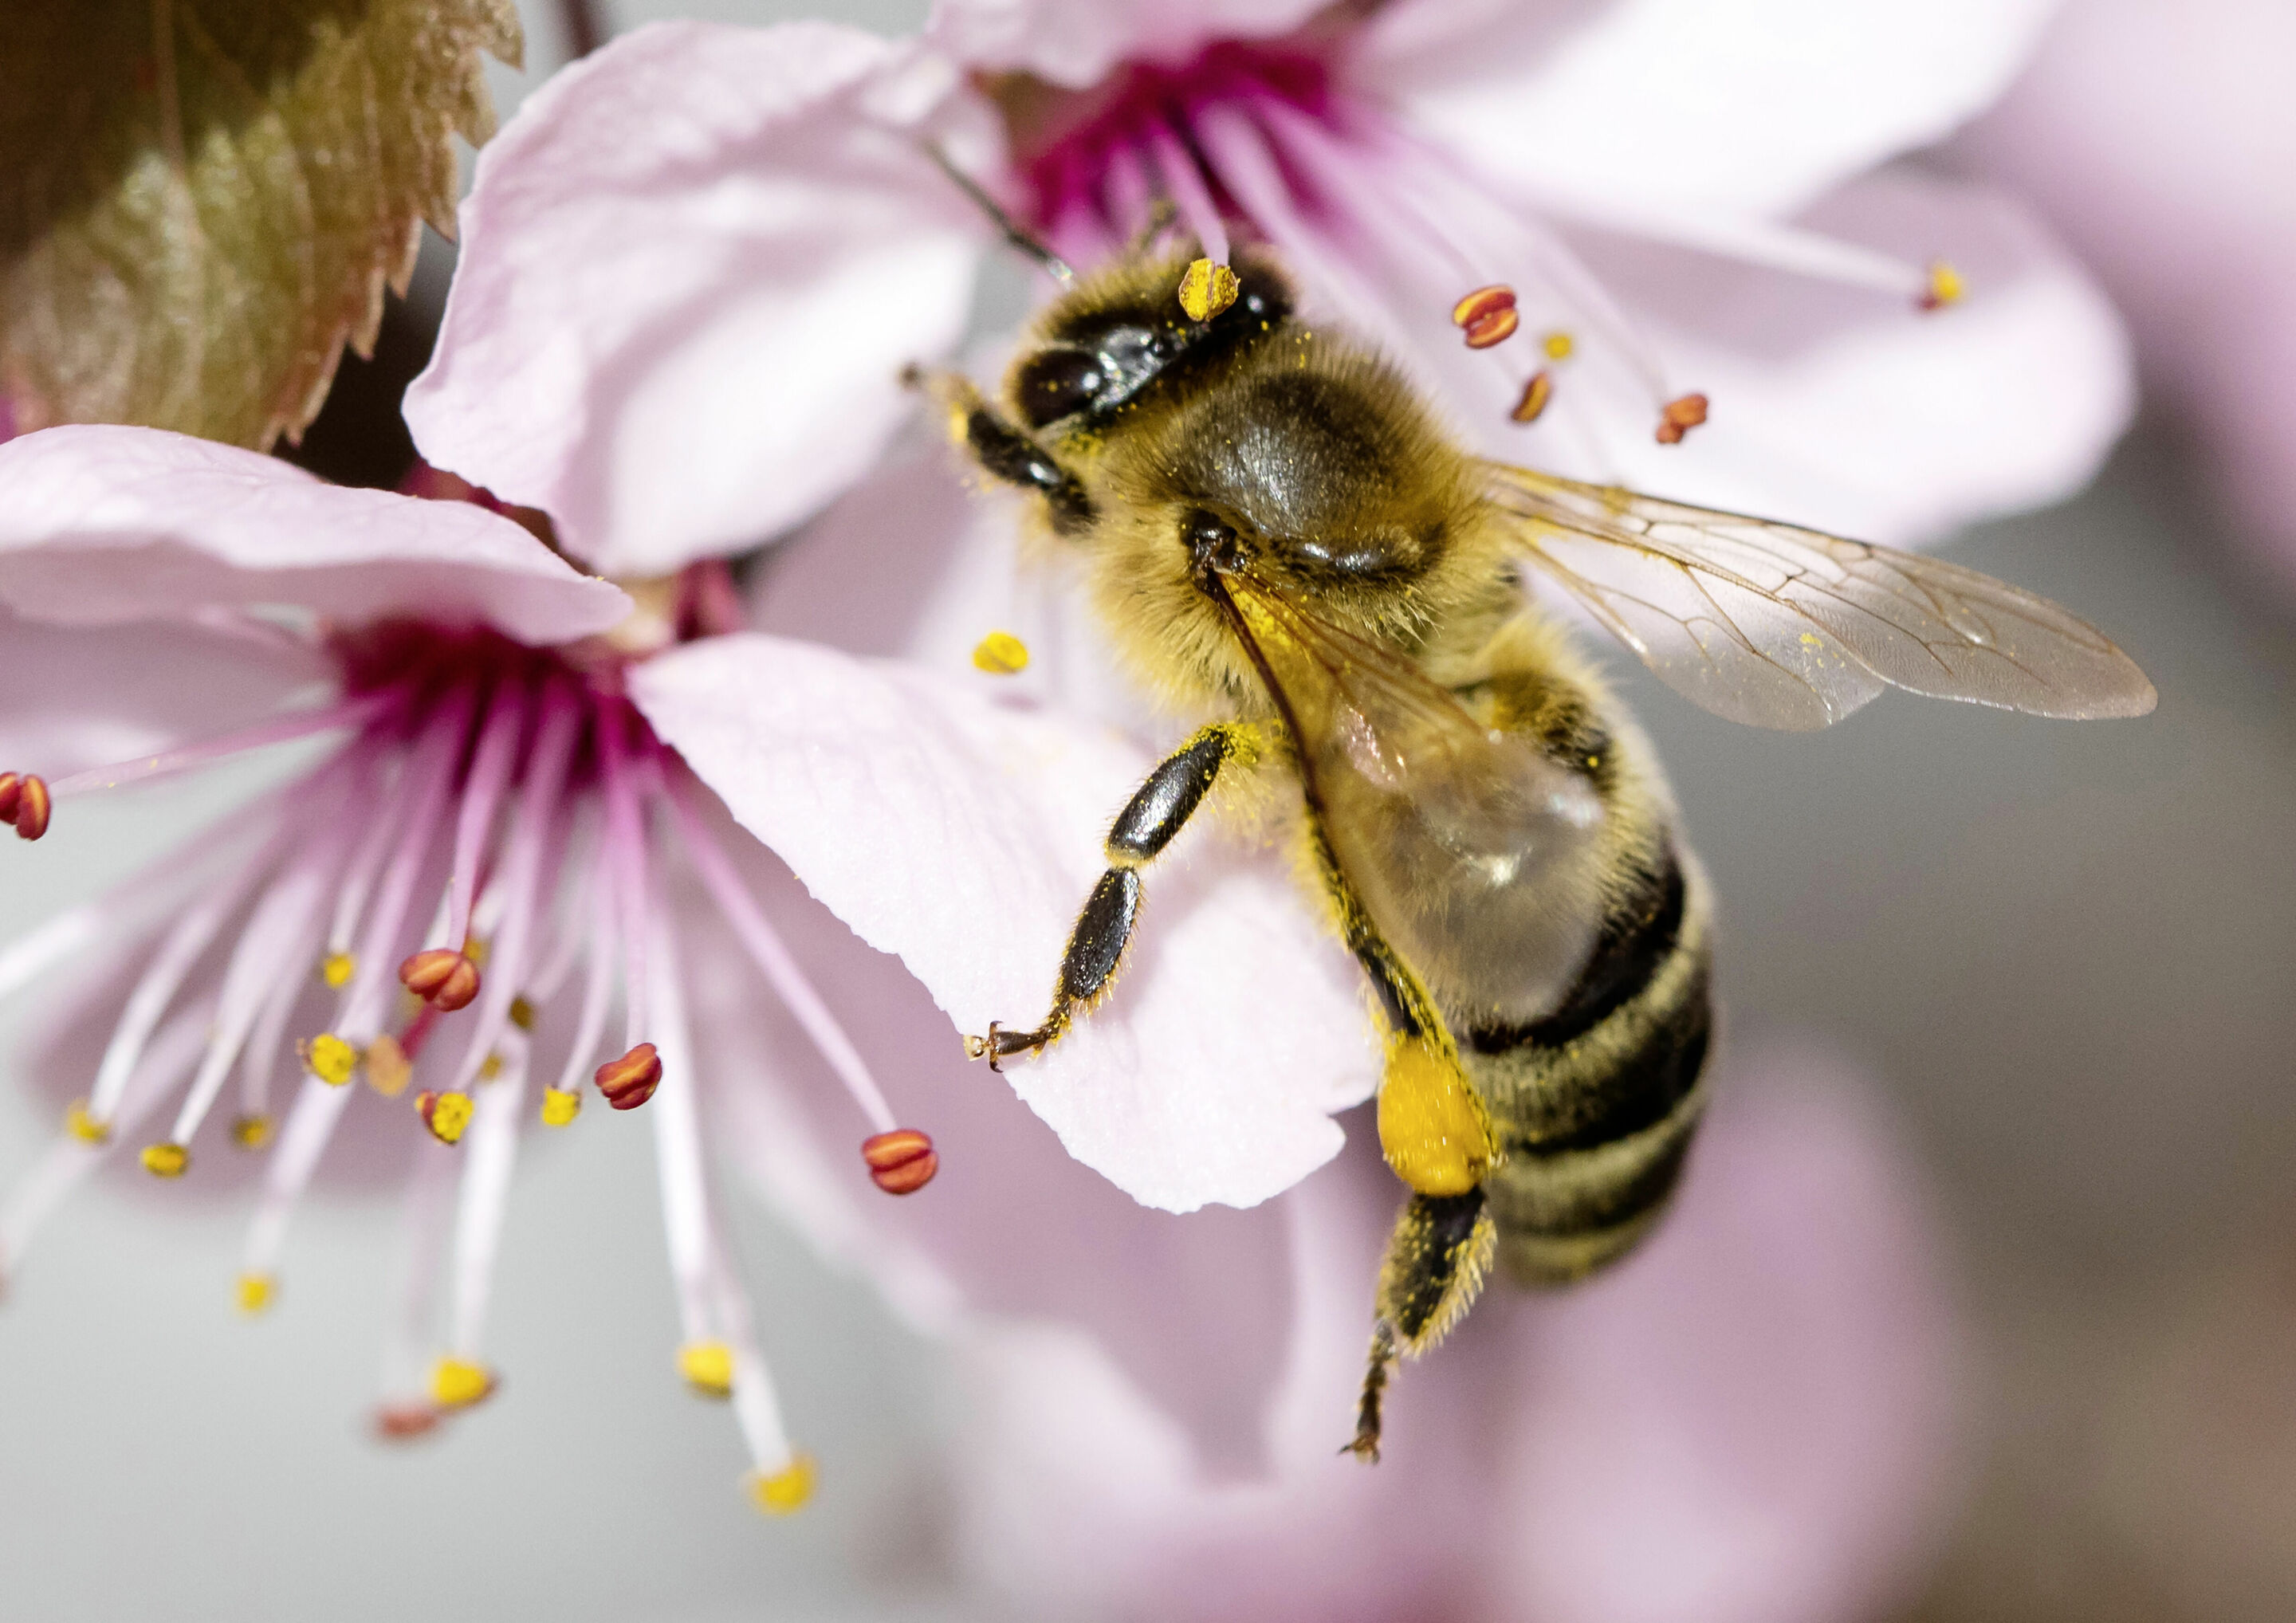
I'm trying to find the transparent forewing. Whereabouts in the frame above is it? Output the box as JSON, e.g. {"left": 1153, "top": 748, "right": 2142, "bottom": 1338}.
{"left": 1488, "top": 466, "right": 2158, "bottom": 731}
{"left": 1224, "top": 574, "right": 1607, "bottom": 1024}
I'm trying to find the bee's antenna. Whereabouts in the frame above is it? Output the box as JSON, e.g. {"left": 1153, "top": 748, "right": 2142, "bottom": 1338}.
{"left": 926, "top": 144, "right": 1074, "bottom": 285}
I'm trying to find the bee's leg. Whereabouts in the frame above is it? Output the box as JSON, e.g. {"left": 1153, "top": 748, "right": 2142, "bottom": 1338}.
{"left": 1346, "top": 1189, "right": 1496, "bottom": 1462}
{"left": 965, "top": 723, "right": 1246, "bottom": 1066}
{"left": 903, "top": 367, "right": 1095, "bottom": 533}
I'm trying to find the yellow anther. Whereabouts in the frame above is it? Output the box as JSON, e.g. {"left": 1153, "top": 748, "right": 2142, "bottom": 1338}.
{"left": 678, "top": 1339, "right": 736, "bottom": 1398}
{"left": 540, "top": 1087, "right": 581, "bottom": 1128}
{"left": 429, "top": 1356, "right": 496, "bottom": 1409}
{"left": 508, "top": 995, "right": 537, "bottom": 1031}
{"left": 1177, "top": 257, "right": 1240, "bottom": 323}
{"left": 478, "top": 1052, "right": 504, "bottom": 1082}
{"left": 236, "top": 1271, "right": 276, "bottom": 1315}
{"left": 140, "top": 1142, "right": 190, "bottom": 1179}
{"left": 304, "top": 1032, "right": 358, "bottom": 1086}
{"left": 971, "top": 631, "right": 1030, "bottom": 675}
{"left": 1921, "top": 260, "right": 1964, "bottom": 310}
{"left": 419, "top": 1090, "right": 474, "bottom": 1146}
{"left": 320, "top": 951, "right": 355, "bottom": 989}
{"left": 64, "top": 1098, "right": 110, "bottom": 1146}
{"left": 465, "top": 936, "right": 489, "bottom": 969}
{"left": 365, "top": 1033, "right": 411, "bottom": 1098}
{"left": 1542, "top": 330, "right": 1575, "bottom": 361}
{"left": 1375, "top": 1034, "right": 1495, "bottom": 1197}
{"left": 746, "top": 1455, "right": 816, "bottom": 1516}
{"left": 229, "top": 1114, "right": 273, "bottom": 1149}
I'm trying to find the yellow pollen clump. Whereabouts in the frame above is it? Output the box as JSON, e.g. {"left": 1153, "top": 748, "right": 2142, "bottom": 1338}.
{"left": 1542, "top": 330, "right": 1575, "bottom": 361}
{"left": 429, "top": 1357, "right": 495, "bottom": 1409}
{"left": 678, "top": 1340, "right": 736, "bottom": 1399}
{"left": 421, "top": 1091, "right": 474, "bottom": 1145}
{"left": 747, "top": 1456, "right": 817, "bottom": 1517}
{"left": 540, "top": 1087, "right": 581, "bottom": 1128}
{"left": 229, "top": 1114, "right": 274, "bottom": 1149}
{"left": 1177, "top": 257, "right": 1240, "bottom": 323}
{"left": 971, "top": 631, "right": 1030, "bottom": 675}
{"left": 1923, "top": 260, "right": 1965, "bottom": 309}
{"left": 365, "top": 1033, "right": 411, "bottom": 1098}
{"left": 508, "top": 995, "right": 537, "bottom": 1032}
{"left": 65, "top": 1099, "right": 110, "bottom": 1146}
{"left": 236, "top": 1272, "right": 276, "bottom": 1315}
{"left": 304, "top": 1032, "right": 359, "bottom": 1086}
{"left": 478, "top": 1052, "right": 505, "bottom": 1082}
{"left": 320, "top": 952, "right": 355, "bottom": 989}
{"left": 1375, "top": 1034, "right": 1494, "bottom": 1197}
{"left": 140, "top": 1142, "right": 190, "bottom": 1179}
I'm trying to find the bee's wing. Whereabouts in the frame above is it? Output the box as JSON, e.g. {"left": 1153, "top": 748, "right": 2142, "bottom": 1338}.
{"left": 1486, "top": 464, "right": 2157, "bottom": 731}
{"left": 1221, "top": 568, "right": 1605, "bottom": 839}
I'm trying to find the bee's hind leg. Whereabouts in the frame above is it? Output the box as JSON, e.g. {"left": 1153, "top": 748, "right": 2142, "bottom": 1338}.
{"left": 965, "top": 724, "right": 1250, "bottom": 1067}
{"left": 1347, "top": 1189, "right": 1497, "bottom": 1462}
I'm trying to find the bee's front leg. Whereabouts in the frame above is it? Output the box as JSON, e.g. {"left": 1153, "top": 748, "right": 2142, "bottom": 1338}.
{"left": 965, "top": 724, "right": 1248, "bottom": 1067}
{"left": 903, "top": 366, "right": 1095, "bottom": 532}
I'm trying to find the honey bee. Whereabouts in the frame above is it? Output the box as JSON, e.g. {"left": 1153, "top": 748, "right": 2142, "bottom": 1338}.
{"left": 916, "top": 235, "right": 2154, "bottom": 1460}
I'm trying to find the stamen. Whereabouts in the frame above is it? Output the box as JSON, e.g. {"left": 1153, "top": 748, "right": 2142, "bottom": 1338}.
{"left": 679, "top": 1339, "right": 736, "bottom": 1399}
{"left": 1654, "top": 392, "right": 1710, "bottom": 445}
{"left": 302, "top": 1032, "right": 360, "bottom": 1085}
{"left": 446, "top": 1039, "right": 527, "bottom": 1373}
{"left": 598, "top": 701, "right": 655, "bottom": 1057}
{"left": 1920, "top": 260, "right": 1965, "bottom": 311}
{"left": 398, "top": 947, "right": 480, "bottom": 1011}
{"left": 1177, "top": 255, "right": 1240, "bottom": 324}
{"left": 42, "top": 692, "right": 395, "bottom": 799}
{"left": 540, "top": 1088, "right": 580, "bottom": 1126}
{"left": 436, "top": 674, "right": 530, "bottom": 965}
{"left": 1512, "top": 370, "right": 1555, "bottom": 424}
{"left": 9, "top": 775, "right": 49, "bottom": 841}
{"left": 365, "top": 1032, "right": 413, "bottom": 1097}
{"left": 595, "top": 1043, "right": 662, "bottom": 1110}
{"left": 1451, "top": 285, "right": 1520, "bottom": 348}
{"left": 236, "top": 1271, "right": 275, "bottom": 1314}
{"left": 972, "top": 631, "right": 1031, "bottom": 675}
{"left": 0, "top": 773, "right": 18, "bottom": 822}
{"left": 662, "top": 776, "right": 900, "bottom": 1136}
{"left": 429, "top": 1356, "right": 496, "bottom": 1409}
{"left": 415, "top": 1090, "right": 474, "bottom": 1145}
{"left": 65, "top": 1101, "right": 108, "bottom": 1145}
{"left": 230, "top": 1114, "right": 273, "bottom": 1149}
{"left": 139, "top": 1142, "right": 188, "bottom": 1178}
{"left": 1144, "top": 116, "right": 1230, "bottom": 267}
{"left": 746, "top": 1457, "right": 816, "bottom": 1516}
{"left": 860, "top": 1129, "right": 939, "bottom": 1196}
{"left": 320, "top": 952, "right": 355, "bottom": 988}
{"left": 1543, "top": 330, "right": 1575, "bottom": 360}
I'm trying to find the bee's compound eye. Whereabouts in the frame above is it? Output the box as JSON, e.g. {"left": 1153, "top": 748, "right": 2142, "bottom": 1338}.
{"left": 1016, "top": 348, "right": 1105, "bottom": 426}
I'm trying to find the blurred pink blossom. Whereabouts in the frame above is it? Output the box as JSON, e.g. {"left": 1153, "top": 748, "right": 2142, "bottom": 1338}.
{"left": 1965, "top": 0, "right": 2296, "bottom": 588}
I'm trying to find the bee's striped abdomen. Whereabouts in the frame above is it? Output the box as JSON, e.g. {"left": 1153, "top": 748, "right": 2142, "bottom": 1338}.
{"left": 1464, "top": 845, "right": 1714, "bottom": 1284}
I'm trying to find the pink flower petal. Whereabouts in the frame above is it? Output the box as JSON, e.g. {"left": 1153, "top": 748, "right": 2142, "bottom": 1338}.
{"left": 1514, "top": 169, "right": 2132, "bottom": 546}
{"left": 1966, "top": 0, "right": 2296, "bottom": 589}
{"left": 0, "top": 426, "right": 629, "bottom": 644}
{"left": 631, "top": 632, "right": 1378, "bottom": 1212}
{"left": 1375, "top": 0, "right": 2058, "bottom": 221}
{"left": 0, "top": 606, "right": 324, "bottom": 779}
{"left": 927, "top": 0, "right": 1331, "bottom": 88}
{"left": 674, "top": 809, "right": 1301, "bottom": 1475}
{"left": 404, "top": 22, "right": 990, "bottom": 577}
{"left": 948, "top": 1041, "right": 1967, "bottom": 1623}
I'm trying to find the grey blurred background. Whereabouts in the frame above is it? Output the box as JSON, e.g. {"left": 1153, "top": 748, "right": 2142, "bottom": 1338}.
{"left": 3, "top": 2, "right": 2293, "bottom": 1620}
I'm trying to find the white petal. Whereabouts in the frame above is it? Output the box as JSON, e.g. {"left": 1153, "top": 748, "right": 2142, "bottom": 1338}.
{"left": 1380, "top": 0, "right": 2058, "bottom": 220}
{"left": 404, "top": 22, "right": 991, "bottom": 577}
{"left": 0, "top": 426, "right": 630, "bottom": 644}
{"left": 632, "top": 633, "right": 1378, "bottom": 1212}
{"left": 1507, "top": 169, "right": 2133, "bottom": 547}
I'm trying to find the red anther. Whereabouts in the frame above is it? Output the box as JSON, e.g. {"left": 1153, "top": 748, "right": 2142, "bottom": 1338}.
{"left": 595, "top": 1043, "right": 662, "bottom": 1110}
{"left": 372, "top": 1403, "right": 442, "bottom": 1441}
{"left": 399, "top": 948, "right": 481, "bottom": 1011}
{"left": 1511, "top": 370, "right": 1555, "bottom": 425}
{"left": 861, "top": 1128, "right": 938, "bottom": 1196}
{"left": 0, "top": 772, "right": 19, "bottom": 823}
{"left": 1452, "top": 285, "right": 1520, "bottom": 350}
{"left": 1654, "top": 392, "right": 1709, "bottom": 444}
{"left": 12, "top": 776, "right": 49, "bottom": 842}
